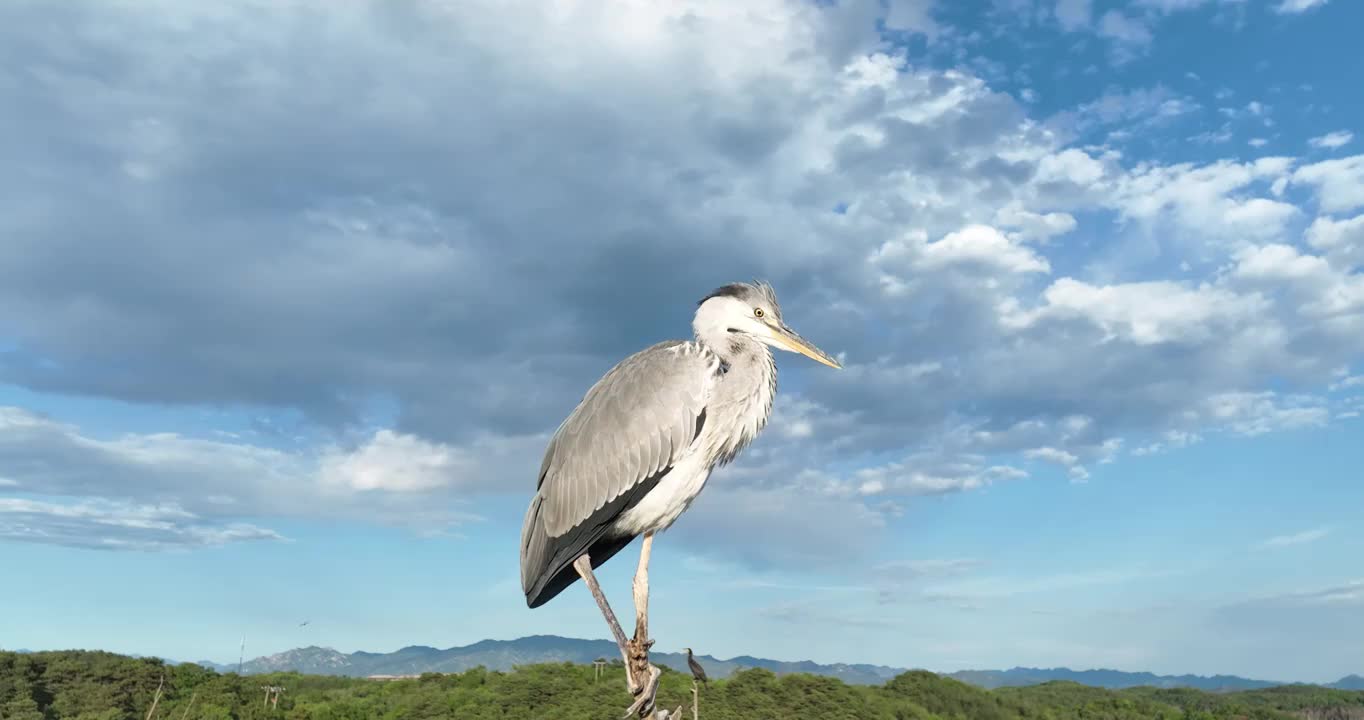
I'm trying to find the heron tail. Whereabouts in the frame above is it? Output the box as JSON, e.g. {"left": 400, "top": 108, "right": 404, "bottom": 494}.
{"left": 520, "top": 493, "right": 635, "bottom": 608}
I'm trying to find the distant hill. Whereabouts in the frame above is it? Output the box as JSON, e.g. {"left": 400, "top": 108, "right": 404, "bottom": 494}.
{"left": 945, "top": 668, "right": 1364, "bottom": 692}
{"left": 197, "top": 635, "right": 904, "bottom": 685}
{"left": 1336, "top": 675, "right": 1364, "bottom": 690}
{"left": 945, "top": 667, "right": 1281, "bottom": 692}
{"left": 187, "top": 635, "right": 1358, "bottom": 692}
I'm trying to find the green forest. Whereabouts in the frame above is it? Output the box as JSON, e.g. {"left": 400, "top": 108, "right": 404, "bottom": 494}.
{"left": 3, "top": 650, "right": 1362, "bottom": 720}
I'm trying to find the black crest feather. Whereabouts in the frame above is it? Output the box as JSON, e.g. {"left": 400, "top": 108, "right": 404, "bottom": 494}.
{"left": 697, "top": 283, "right": 751, "bottom": 306}
{"left": 696, "top": 281, "right": 781, "bottom": 316}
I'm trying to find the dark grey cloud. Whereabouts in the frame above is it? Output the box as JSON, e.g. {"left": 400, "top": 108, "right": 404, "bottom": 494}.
{"left": 0, "top": 0, "right": 1049, "bottom": 448}
{"left": 0, "top": 1, "right": 776, "bottom": 436}
{"left": 1, "top": 0, "right": 1362, "bottom": 560}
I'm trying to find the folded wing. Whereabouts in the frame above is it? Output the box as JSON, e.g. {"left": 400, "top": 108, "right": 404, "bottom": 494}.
{"left": 519, "top": 340, "right": 715, "bottom": 608}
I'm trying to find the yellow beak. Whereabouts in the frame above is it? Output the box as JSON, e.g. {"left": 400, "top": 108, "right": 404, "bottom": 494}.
{"left": 770, "top": 322, "right": 842, "bottom": 369}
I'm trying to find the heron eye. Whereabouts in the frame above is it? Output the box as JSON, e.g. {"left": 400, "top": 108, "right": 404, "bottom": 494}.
{"left": 754, "top": 308, "right": 765, "bottom": 318}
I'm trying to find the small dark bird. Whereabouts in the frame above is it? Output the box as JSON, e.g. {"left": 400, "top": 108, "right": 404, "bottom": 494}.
{"left": 298, "top": 620, "right": 310, "bottom": 627}
{"left": 683, "top": 648, "right": 708, "bottom": 687}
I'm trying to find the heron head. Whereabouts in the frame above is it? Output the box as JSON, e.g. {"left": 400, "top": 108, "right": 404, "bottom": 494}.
{"left": 694, "top": 281, "right": 842, "bottom": 369}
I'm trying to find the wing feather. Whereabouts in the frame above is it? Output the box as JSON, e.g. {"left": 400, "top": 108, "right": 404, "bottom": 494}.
{"left": 543, "top": 341, "right": 714, "bottom": 537}
{"left": 519, "top": 340, "right": 716, "bottom": 608}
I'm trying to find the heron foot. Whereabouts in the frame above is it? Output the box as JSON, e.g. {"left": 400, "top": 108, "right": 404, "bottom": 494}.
{"left": 623, "top": 635, "right": 658, "bottom": 717}
{"left": 626, "top": 636, "right": 654, "bottom": 694}
{"left": 622, "top": 663, "right": 662, "bottom": 718}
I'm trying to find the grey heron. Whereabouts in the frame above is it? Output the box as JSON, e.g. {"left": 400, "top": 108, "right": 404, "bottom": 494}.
{"left": 519, "top": 281, "right": 841, "bottom": 717}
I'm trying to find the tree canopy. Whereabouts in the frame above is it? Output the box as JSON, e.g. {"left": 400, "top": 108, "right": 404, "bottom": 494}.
{"left": 2, "top": 650, "right": 1361, "bottom": 720}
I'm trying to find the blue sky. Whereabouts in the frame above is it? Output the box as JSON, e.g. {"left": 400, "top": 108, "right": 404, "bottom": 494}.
{"left": 1, "top": 0, "right": 1362, "bottom": 684}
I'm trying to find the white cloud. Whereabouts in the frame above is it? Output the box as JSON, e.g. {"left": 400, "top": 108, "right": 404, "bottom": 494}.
{"left": 0, "top": 406, "right": 509, "bottom": 547}
{"left": 1054, "top": 0, "right": 1092, "bottom": 30}
{"left": 1132, "top": 0, "right": 1217, "bottom": 11}
{"left": 994, "top": 206, "right": 1078, "bottom": 243}
{"left": 1305, "top": 213, "right": 1364, "bottom": 269}
{"left": 0, "top": 497, "right": 283, "bottom": 551}
{"left": 1330, "top": 374, "right": 1364, "bottom": 391}
{"left": 1228, "top": 579, "right": 1364, "bottom": 609}
{"left": 1070, "top": 86, "right": 1198, "bottom": 132}
{"left": 848, "top": 459, "right": 1024, "bottom": 497}
{"left": 1309, "top": 130, "right": 1354, "bottom": 150}
{"left": 1258, "top": 526, "right": 1331, "bottom": 549}
{"left": 1294, "top": 155, "right": 1364, "bottom": 213}
{"left": 1097, "top": 11, "right": 1152, "bottom": 46}
{"left": 1131, "top": 429, "right": 1202, "bottom": 456}
{"left": 1274, "top": 0, "right": 1331, "bottom": 14}
{"left": 1112, "top": 158, "right": 1299, "bottom": 244}
{"left": 1024, "top": 446, "right": 1080, "bottom": 466}
{"left": 883, "top": 0, "right": 939, "bottom": 37}
{"left": 1036, "top": 148, "right": 1110, "bottom": 185}
{"left": 918, "top": 225, "right": 1052, "bottom": 275}
{"left": 1024, "top": 446, "right": 1091, "bottom": 482}
{"left": 871, "top": 224, "right": 1050, "bottom": 297}
{"left": 1229, "top": 240, "right": 1364, "bottom": 323}
{"left": 1190, "top": 123, "right": 1234, "bottom": 145}
{"left": 1001, "top": 278, "right": 1267, "bottom": 346}
{"left": 319, "top": 430, "right": 475, "bottom": 492}
{"left": 1198, "top": 392, "right": 1330, "bottom": 436}
{"left": 1231, "top": 243, "right": 1333, "bottom": 283}
{"left": 1306, "top": 581, "right": 1362, "bottom": 604}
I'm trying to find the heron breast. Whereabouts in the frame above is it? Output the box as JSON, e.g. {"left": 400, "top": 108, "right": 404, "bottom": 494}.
{"left": 613, "top": 453, "right": 713, "bottom": 535}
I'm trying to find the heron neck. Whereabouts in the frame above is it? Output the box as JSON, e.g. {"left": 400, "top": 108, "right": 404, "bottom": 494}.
{"left": 694, "top": 332, "right": 777, "bottom": 465}
{"left": 696, "top": 331, "right": 770, "bottom": 374}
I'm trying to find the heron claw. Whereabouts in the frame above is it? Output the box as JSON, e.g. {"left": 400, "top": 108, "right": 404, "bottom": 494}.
{"left": 622, "top": 664, "right": 662, "bottom": 718}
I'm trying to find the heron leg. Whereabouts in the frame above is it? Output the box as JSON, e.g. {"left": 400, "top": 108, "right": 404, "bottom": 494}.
{"left": 631, "top": 532, "right": 655, "bottom": 651}
{"left": 623, "top": 532, "right": 659, "bottom": 717}
{"left": 574, "top": 538, "right": 664, "bottom": 719}
{"left": 572, "top": 554, "right": 638, "bottom": 693}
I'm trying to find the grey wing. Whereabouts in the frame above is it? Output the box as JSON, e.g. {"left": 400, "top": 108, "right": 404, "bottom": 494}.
{"left": 519, "top": 340, "right": 715, "bottom": 608}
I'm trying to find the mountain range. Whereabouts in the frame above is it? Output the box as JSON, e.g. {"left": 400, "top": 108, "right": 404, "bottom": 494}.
{"left": 195, "top": 635, "right": 904, "bottom": 686}
{"left": 190, "top": 635, "right": 1361, "bottom": 692}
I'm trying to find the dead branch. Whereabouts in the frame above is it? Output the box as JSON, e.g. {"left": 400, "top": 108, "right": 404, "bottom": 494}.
{"left": 177, "top": 693, "right": 197, "bottom": 720}
{"left": 144, "top": 675, "right": 164, "bottom": 720}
